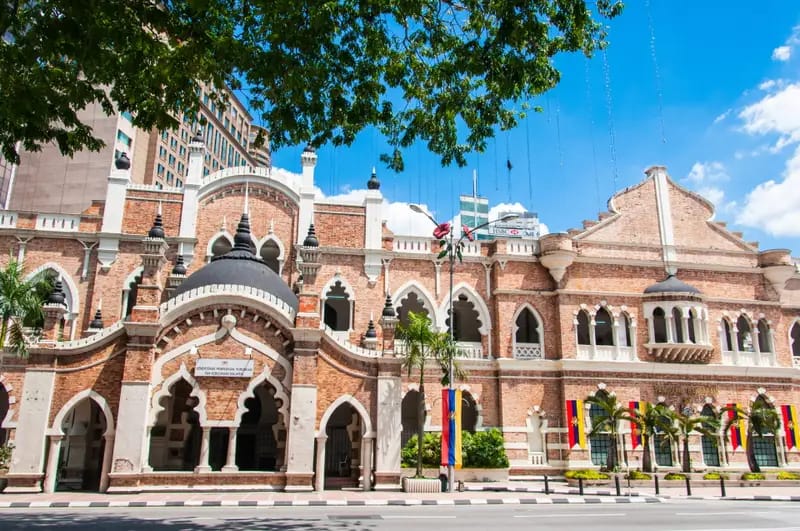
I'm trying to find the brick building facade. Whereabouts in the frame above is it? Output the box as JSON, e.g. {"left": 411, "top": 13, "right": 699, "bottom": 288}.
{"left": 0, "top": 135, "right": 799, "bottom": 493}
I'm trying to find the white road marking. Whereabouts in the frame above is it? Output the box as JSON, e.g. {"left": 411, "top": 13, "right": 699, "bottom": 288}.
{"left": 383, "top": 515, "right": 457, "bottom": 519}
{"left": 674, "top": 512, "right": 781, "bottom": 516}
{"left": 513, "top": 513, "right": 626, "bottom": 518}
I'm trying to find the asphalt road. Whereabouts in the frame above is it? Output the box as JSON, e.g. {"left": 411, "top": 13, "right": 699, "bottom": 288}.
{"left": 1, "top": 500, "right": 799, "bottom": 530}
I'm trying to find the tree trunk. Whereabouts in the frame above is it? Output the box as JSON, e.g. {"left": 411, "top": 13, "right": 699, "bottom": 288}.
{"left": 642, "top": 436, "right": 653, "bottom": 473}
{"left": 682, "top": 437, "right": 691, "bottom": 473}
{"left": 415, "top": 383, "right": 425, "bottom": 477}
{"left": 607, "top": 436, "right": 617, "bottom": 471}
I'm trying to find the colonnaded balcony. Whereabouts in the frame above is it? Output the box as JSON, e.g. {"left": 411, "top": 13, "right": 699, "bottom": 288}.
{"left": 574, "top": 306, "right": 637, "bottom": 362}
{"left": 720, "top": 314, "right": 778, "bottom": 367}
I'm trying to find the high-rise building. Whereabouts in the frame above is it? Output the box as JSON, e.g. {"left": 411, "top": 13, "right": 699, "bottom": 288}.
{"left": 7, "top": 85, "right": 256, "bottom": 213}
{"left": 459, "top": 194, "right": 540, "bottom": 240}
{"left": 0, "top": 146, "right": 17, "bottom": 210}
{"left": 248, "top": 125, "right": 272, "bottom": 168}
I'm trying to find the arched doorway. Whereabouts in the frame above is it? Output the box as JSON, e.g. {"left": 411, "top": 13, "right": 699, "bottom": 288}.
{"left": 318, "top": 400, "right": 372, "bottom": 491}
{"left": 447, "top": 294, "right": 482, "bottom": 342}
{"left": 0, "top": 384, "right": 8, "bottom": 445}
{"left": 148, "top": 379, "right": 202, "bottom": 471}
{"left": 55, "top": 398, "right": 107, "bottom": 491}
{"left": 323, "top": 280, "right": 352, "bottom": 332}
{"left": 236, "top": 382, "right": 285, "bottom": 471}
{"left": 401, "top": 390, "right": 421, "bottom": 449}
{"left": 461, "top": 392, "right": 478, "bottom": 433}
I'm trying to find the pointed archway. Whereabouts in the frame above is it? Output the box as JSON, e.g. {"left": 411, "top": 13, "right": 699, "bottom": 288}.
{"left": 315, "top": 396, "right": 374, "bottom": 491}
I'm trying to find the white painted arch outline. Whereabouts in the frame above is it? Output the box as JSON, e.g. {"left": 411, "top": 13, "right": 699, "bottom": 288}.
{"left": 320, "top": 274, "right": 357, "bottom": 302}
{"left": 48, "top": 389, "right": 115, "bottom": 437}
{"left": 317, "top": 394, "right": 375, "bottom": 438}
{"left": 511, "top": 303, "right": 545, "bottom": 349}
{"left": 148, "top": 363, "right": 208, "bottom": 427}
{"left": 206, "top": 231, "right": 234, "bottom": 258}
{"left": 26, "top": 262, "right": 80, "bottom": 320}
{"left": 233, "top": 367, "right": 290, "bottom": 428}
{"left": 392, "top": 281, "right": 437, "bottom": 323}
{"left": 436, "top": 282, "right": 492, "bottom": 335}
{"left": 0, "top": 375, "right": 14, "bottom": 428}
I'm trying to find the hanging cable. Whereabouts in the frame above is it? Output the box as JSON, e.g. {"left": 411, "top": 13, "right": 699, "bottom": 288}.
{"left": 645, "top": 0, "right": 667, "bottom": 145}
{"left": 602, "top": 48, "right": 620, "bottom": 191}
{"left": 493, "top": 134, "right": 499, "bottom": 192}
{"left": 506, "top": 131, "right": 512, "bottom": 203}
{"left": 585, "top": 58, "right": 602, "bottom": 211}
{"left": 525, "top": 111, "right": 534, "bottom": 205}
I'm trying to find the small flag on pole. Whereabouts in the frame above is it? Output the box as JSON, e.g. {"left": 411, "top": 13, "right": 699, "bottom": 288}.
{"left": 781, "top": 405, "right": 799, "bottom": 450}
{"left": 727, "top": 403, "right": 746, "bottom": 451}
{"left": 629, "top": 401, "right": 645, "bottom": 449}
{"left": 441, "top": 389, "right": 463, "bottom": 468}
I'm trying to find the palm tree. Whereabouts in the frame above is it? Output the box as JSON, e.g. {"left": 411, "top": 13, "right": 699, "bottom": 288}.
{"left": 723, "top": 398, "right": 781, "bottom": 473}
{"left": 0, "top": 260, "right": 53, "bottom": 357}
{"left": 397, "top": 311, "right": 463, "bottom": 477}
{"left": 585, "top": 391, "right": 636, "bottom": 471}
{"left": 662, "top": 408, "right": 720, "bottom": 473}
{"left": 632, "top": 403, "right": 673, "bottom": 473}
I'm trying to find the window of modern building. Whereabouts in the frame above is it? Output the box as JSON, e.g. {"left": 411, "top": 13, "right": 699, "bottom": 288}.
{"left": 177, "top": 162, "right": 184, "bottom": 175}
{"left": 176, "top": 179, "right": 183, "bottom": 188}
{"left": 166, "top": 171, "right": 174, "bottom": 185}
{"left": 159, "top": 146, "right": 167, "bottom": 159}
{"left": 121, "top": 111, "right": 133, "bottom": 122}
{"left": 161, "top": 130, "right": 169, "bottom": 141}
{"left": 116, "top": 130, "right": 132, "bottom": 147}
{"left": 179, "top": 146, "right": 186, "bottom": 158}
{"left": 156, "top": 163, "right": 165, "bottom": 176}
{"left": 168, "top": 154, "right": 176, "bottom": 167}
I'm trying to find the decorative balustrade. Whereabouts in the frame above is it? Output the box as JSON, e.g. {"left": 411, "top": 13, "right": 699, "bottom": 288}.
{"left": 394, "top": 340, "right": 486, "bottom": 360}
{"left": 513, "top": 343, "right": 544, "bottom": 360}
{"left": 322, "top": 326, "right": 380, "bottom": 358}
{"left": 127, "top": 183, "right": 182, "bottom": 193}
{"left": 51, "top": 321, "right": 125, "bottom": 350}
{"left": 0, "top": 211, "right": 17, "bottom": 228}
{"left": 577, "top": 344, "right": 636, "bottom": 362}
{"left": 506, "top": 240, "right": 539, "bottom": 256}
{"left": 36, "top": 214, "right": 80, "bottom": 232}
{"left": 460, "top": 242, "right": 481, "bottom": 257}
{"left": 722, "top": 349, "right": 777, "bottom": 367}
{"left": 393, "top": 237, "right": 432, "bottom": 254}
{"left": 794, "top": 357, "right": 800, "bottom": 369}
{"left": 159, "top": 284, "right": 297, "bottom": 321}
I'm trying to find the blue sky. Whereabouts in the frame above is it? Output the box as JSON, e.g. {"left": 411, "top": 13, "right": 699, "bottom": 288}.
{"left": 268, "top": 2, "right": 800, "bottom": 255}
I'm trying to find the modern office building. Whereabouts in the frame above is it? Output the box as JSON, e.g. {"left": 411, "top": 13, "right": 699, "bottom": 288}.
{"left": 248, "top": 125, "right": 272, "bottom": 168}
{"left": 0, "top": 140, "right": 798, "bottom": 494}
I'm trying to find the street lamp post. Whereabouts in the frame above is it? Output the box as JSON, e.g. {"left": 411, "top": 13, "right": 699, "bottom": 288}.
{"left": 409, "top": 204, "right": 519, "bottom": 492}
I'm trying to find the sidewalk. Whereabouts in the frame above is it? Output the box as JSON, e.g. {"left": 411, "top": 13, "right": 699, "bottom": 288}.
{"left": 1, "top": 480, "right": 799, "bottom": 509}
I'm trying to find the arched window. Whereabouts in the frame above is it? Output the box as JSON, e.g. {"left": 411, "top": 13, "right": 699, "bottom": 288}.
{"left": 594, "top": 308, "right": 614, "bottom": 346}
{"left": 259, "top": 240, "right": 281, "bottom": 274}
{"left": 210, "top": 235, "right": 232, "bottom": 258}
{"left": 396, "top": 291, "right": 428, "bottom": 330}
{"left": 620, "top": 313, "right": 632, "bottom": 347}
{"left": 588, "top": 390, "right": 611, "bottom": 466}
{"left": 722, "top": 319, "right": 734, "bottom": 351}
{"left": 236, "top": 383, "right": 283, "bottom": 471}
{"left": 751, "top": 396, "right": 778, "bottom": 468}
{"left": 757, "top": 319, "right": 771, "bottom": 352}
{"left": 791, "top": 322, "right": 800, "bottom": 358}
{"left": 148, "top": 379, "right": 201, "bottom": 471}
{"left": 401, "top": 390, "right": 421, "bottom": 448}
{"left": 654, "top": 405, "right": 673, "bottom": 466}
{"left": 323, "top": 281, "right": 352, "bottom": 332}
{"left": 447, "top": 294, "right": 482, "bottom": 342}
{"left": 672, "top": 307, "right": 684, "bottom": 343}
{"left": 123, "top": 269, "right": 143, "bottom": 319}
{"left": 515, "top": 308, "right": 540, "bottom": 344}
{"left": 700, "top": 404, "right": 720, "bottom": 467}
{"left": 687, "top": 309, "right": 697, "bottom": 344}
{"left": 653, "top": 308, "right": 667, "bottom": 343}
{"left": 577, "top": 310, "right": 591, "bottom": 345}
{"left": 737, "top": 316, "right": 753, "bottom": 352}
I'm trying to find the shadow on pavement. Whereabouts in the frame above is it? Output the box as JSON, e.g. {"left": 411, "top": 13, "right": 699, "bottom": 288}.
{"left": 0, "top": 511, "right": 379, "bottom": 530}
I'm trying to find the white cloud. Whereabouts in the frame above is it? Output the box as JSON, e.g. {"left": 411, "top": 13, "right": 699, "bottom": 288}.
{"left": 773, "top": 45, "right": 792, "bottom": 62}
{"left": 737, "top": 145, "right": 800, "bottom": 236}
{"left": 739, "top": 82, "right": 800, "bottom": 150}
{"left": 685, "top": 161, "right": 729, "bottom": 184}
{"left": 713, "top": 109, "right": 731, "bottom": 124}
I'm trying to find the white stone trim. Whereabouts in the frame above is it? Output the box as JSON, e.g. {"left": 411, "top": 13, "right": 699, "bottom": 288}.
{"left": 48, "top": 389, "right": 115, "bottom": 437}
{"left": 26, "top": 262, "right": 80, "bottom": 325}
{"left": 392, "top": 281, "right": 437, "bottom": 322}
{"left": 197, "top": 167, "right": 300, "bottom": 206}
{"left": 437, "top": 282, "right": 492, "bottom": 335}
{"left": 511, "top": 303, "right": 545, "bottom": 360}
{"left": 206, "top": 231, "right": 234, "bottom": 260}
{"left": 256, "top": 234, "right": 286, "bottom": 274}
{"left": 159, "top": 284, "right": 296, "bottom": 326}
{"left": 317, "top": 394, "right": 375, "bottom": 439}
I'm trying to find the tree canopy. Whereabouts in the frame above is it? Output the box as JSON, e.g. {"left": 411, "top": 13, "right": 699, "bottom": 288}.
{"left": 0, "top": 0, "right": 623, "bottom": 169}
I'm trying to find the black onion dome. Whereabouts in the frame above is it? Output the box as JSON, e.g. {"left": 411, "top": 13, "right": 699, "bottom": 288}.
{"left": 367, "top": 168, "right": 380, "bottom": 190}
{"left": 382, "top": 294, "right": 396, "bottom": 318}
{"left": 47, "top": 280, "right": 66, "bottom": 306}
{"left": 89, "top": 309, "right": 103, "bottom": 329}
{"left": 303, "top": 144, "right": 316, "bottom": 153}
{"left": 193, "top": 129, "right": 204, "bottom": 143}
{"left": 303, "top": 224, "right": 319, "bottom": 247}
{"left": 644, "top": 275, "right": 701, "bottom": 295}
{"left": 115, "top": 152, "right": 131, "bottom": 170}
{"left": 172, "top": 255, "right": 187, "bottom": 276}
{"left": 172, "top": 213, "right": 298, "bottom": 312}
{"left": 148, "top": 213, "right": 165, "bottom": 239}
{"left": 365, "top": 319, "right": 377, "bottom": 338}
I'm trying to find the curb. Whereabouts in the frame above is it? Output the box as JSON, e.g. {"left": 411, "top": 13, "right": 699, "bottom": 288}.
{"left": 0, "top": 496, "right": 662, "bottom": 509}
{"left": 657, "top": 495, "right": 800, "bottom": 502}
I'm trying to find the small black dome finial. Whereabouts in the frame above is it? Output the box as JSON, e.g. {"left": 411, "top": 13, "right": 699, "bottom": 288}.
{"left": 365, "top": 319, "right": 377, "bottom": 339}
{"left": 382, "top": 293, "right": 396, "bottom": 318}
{"left": 148, "top": 212, "right": 165, "bottom": 239}
{"left": 303, "top": 224, "right": 319, "bottom": 247}
{"left": 172, "top": 255, "right": 187, "bottom": 276}
{"left": 89, "top": 308, "right": 104, "bottom": 329}
{"left": 367, "top": 167, "right": 380, "bottom": 190}
{"left": 47, "top": 280, "right": 66, "bottom": 306}
{"left": 232, "top": 213, "right": 254, "bottom": 253}
{"left": 115, "top": 152, "right": 131, "bottom": 170}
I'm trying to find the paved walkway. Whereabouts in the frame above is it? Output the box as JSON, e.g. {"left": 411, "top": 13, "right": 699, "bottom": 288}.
{"left": 1, "top": 480, "right": 799, "bottom": 509}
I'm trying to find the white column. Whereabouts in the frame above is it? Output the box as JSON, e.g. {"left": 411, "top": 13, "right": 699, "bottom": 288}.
{"left": 361, "top": 435, "right": 374, "bottom": 491}
{"left": 681, "top": 314, "right": 690, "bottom": 343}
{"left": 375, "top": 374, "right": 401, "bottom": 489}
{"left": 666, "top": 314, "right": 675, "bottom": 343}
{"left": 7, "top": 370, "right": 55, "bottom": 491}
{"left": 222, "top": 428, "right": 238, "bottom": 472}
{"left": 111, "top": 382, "right": 151, "bottom": 476}
{"left": 99, "top": 434, "right": 115, "bottom": 492}
{"left": 177, "top": 138, "right": 205, "bottom": 267}
{"left": 296, "top": 149, "right": 317, "bottom": 245}
{"left": 589, "top": 319, "right": 597, "bottom": 360}
{"left": 314, "top": 435, "right": 327, "bottom": 492}
{"left": 612, "top": 322, "right": 621, "bottom": 360}
{"left": 97, "top": 166, "right": 131, "bottom": 270}
{"left": 285, "top": 384, "right": 318, "bottom": 491}
{"left": 42, "top": 435, "right": 63, "bottom": 493}
{"left": 195, "top": 427, "right": 211, "bottom": 472}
